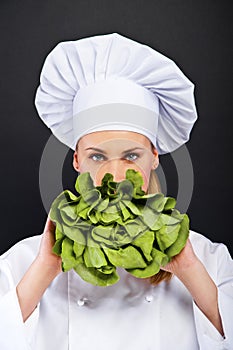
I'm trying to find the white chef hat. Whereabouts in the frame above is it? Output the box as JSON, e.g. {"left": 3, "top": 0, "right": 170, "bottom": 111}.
{"left": 35, "top": 33, "right": 197, "bottom": 154}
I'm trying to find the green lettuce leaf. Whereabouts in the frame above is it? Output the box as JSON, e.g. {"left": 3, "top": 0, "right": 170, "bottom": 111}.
{"left": 50, "top": 170, "right": 189, "bottom": 286}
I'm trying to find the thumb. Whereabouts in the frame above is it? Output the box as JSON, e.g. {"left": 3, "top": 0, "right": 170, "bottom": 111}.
{"left": 44, "top": 216, "right": 56, "bottom": 234}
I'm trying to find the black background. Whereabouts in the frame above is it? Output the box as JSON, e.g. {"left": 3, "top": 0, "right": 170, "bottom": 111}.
{"left": 0, "top": 0, "right": 232, "bottom": 255}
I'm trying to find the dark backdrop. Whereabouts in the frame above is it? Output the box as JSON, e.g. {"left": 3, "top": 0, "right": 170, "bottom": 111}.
{"left": 1, "top": 0, "right": 232, "bottom": 255}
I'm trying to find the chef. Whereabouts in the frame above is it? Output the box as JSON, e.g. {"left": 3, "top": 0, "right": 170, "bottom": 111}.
{"left": 0, "top": 33, "right": 232, "bottom": 350}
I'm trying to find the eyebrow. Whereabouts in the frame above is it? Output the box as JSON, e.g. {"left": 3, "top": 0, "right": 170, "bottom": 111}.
{"left": 85, "top": 147, "right": 107, "bottom": 154}
{"left": 85, "top": 147, "right": 144, "bottom": 155}
{"left": 121, "top": 147, "right": 144, "bottom": 154}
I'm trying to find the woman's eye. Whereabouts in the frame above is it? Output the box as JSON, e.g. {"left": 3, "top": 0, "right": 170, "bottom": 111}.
{"left": 125, "top": 153, "right": 139, "bottom": 161}
{"left": 89, "top": 153, "right": 106, "bottom": 161}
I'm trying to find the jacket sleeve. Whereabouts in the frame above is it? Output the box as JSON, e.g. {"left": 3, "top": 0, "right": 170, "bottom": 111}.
{"left": 192, "top": 243, "right": 233, "bottom": 350}
{"left": 0, "top": 252, "right": 39, "bottom": 350}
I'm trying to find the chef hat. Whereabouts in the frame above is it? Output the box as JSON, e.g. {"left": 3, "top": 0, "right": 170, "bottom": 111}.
{"left": 35, "top": 33, "right": 197, "bottom": 154}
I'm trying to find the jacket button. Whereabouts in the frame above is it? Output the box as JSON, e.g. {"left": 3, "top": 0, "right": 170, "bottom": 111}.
{"left": 77, "top": 298, "right": 88, "bottom": 306}
{"left": 145, "top": 295, "right": 154, "bottom": 303}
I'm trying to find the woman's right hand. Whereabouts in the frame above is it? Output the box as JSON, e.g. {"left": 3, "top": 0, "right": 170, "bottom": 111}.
{"left": 17, "top": 217, "right": 62, "bottom": 322}
{"left": 37, "top": 216, "right": 62, "bottom": 276}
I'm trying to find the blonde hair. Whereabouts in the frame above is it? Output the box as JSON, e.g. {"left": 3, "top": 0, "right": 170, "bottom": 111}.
{"left": 147, "top": 170, "right": 173, "bottom": 285}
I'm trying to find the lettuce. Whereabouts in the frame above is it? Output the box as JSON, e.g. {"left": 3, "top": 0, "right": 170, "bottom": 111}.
{"left": 50, "top": 170, "right": 189, "bottom": 286}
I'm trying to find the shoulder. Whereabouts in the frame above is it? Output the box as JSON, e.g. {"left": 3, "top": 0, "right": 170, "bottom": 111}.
{"left": 189, "top": 229, "right": 232, "bottom": 279}
{"left": 1, "top": 235, "right": 41, "bottom": 260}
{"left": 189, "top": 229, "right": 231, "bottom": 257}
{"left": 0, "top": 235, "right": 41, "bottom": 276}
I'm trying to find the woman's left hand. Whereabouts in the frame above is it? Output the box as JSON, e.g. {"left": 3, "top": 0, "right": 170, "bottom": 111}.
{"left": 160, "top": 239, "right": 199, "bottom": 277}
{"left": 161, "top": 238, "right": 224, "bottom": 336}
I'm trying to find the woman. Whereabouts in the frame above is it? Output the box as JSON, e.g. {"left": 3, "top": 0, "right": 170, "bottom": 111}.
{"left": 0, "top": 33, "right": 232, "bottom": 350}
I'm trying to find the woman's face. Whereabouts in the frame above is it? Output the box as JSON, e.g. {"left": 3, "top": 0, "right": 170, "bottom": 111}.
{"left": 73, "top": 131, "right": 159, "bottom": 191}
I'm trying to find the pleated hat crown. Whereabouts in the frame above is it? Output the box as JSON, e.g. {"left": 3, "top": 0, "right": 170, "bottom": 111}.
{"left": 35, "top": 33, "right": 197, "bottom": 154}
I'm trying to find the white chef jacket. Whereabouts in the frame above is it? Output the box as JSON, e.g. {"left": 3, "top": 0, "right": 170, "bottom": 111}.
{"left": 0, "top": 230, "right": 232, "bottom": 350}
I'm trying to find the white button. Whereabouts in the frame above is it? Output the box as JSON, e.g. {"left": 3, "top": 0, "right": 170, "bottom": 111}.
{"left": 145, "top": 295, "right": 154, "bottom": 302}
{"left": 77, "top": 298, "right": 88, "bottom": 306}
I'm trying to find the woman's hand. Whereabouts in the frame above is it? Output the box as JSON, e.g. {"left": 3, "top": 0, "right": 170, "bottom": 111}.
{"left": 16, "top": 216, "right": 62, "bottom": 322}
{"left": 37, "top": 217, "right": 62, "bottom": 275}
{"left": 161, "top": 239, "right": 199, "bottom": 276}
{"left": 161, "top": 238, "right": 224, "bottom": 336}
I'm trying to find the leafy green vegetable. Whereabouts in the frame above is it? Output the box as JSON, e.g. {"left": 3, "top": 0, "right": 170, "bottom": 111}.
{"left": 50, "top": 169, "right": 189, "bottom": 286}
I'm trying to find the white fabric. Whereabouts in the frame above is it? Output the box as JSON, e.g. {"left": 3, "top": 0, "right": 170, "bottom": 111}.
{"left": 73, "top": 78, "right": 158, "bottom": 114}
{"left": 35, "top": 33, "right": 198, "bottom": 154}
{"left": 72, "top": 104, "right": 159, "bottom": 148}
{"left": 0, "top": 231, "right": 232, "bottom": 350}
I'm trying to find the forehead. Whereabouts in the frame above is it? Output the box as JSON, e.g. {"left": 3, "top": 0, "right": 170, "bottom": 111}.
{"left": 77, "top": 130, "right": 152, "bottom": 150}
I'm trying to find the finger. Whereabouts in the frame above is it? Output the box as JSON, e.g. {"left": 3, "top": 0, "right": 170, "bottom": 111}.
{"left": 44, "top": 216, "right": 56, "bottom": 234}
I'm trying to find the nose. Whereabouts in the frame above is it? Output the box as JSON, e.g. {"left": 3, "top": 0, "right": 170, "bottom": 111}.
{"left": 105, "top": 159, "right": 127, "bottom": 182}
{"left": 96, "top": 158, "right": 129, "bottom": 184}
